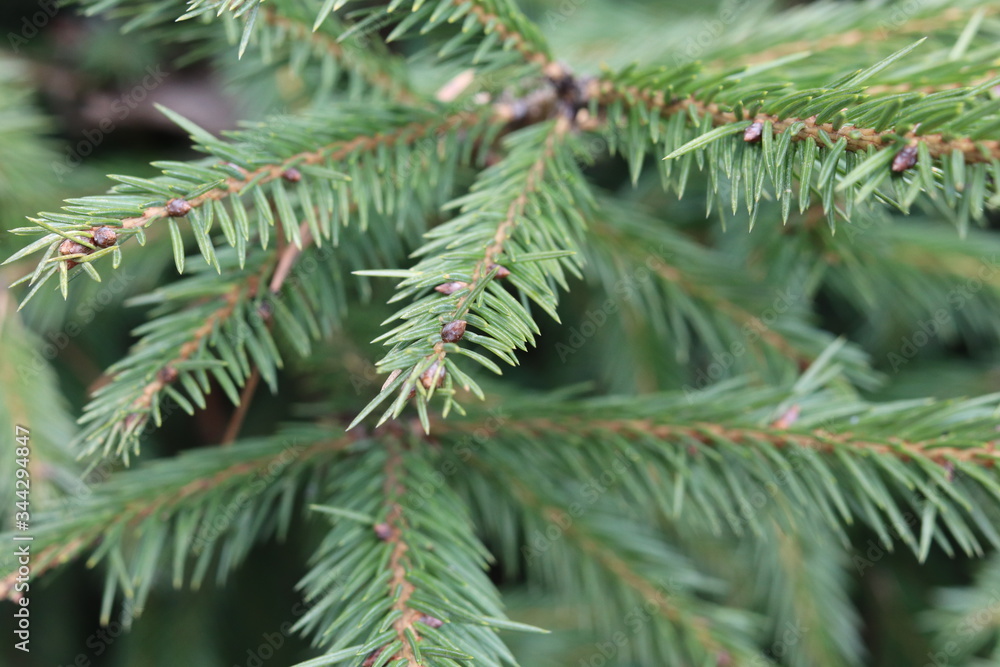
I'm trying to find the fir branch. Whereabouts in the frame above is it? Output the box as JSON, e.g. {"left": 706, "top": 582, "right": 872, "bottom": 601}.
{"left": 708, "top": 3, "right": 1000, "bottom": 71}
{"left": 865, "top": 71, "right": 1000, "bottom": 96}
{"left": 6, "top": 106, "right": 490, "bottom": 307}
{"left": 544, "top": 509, "right": 739, "bottom": 661}
{"left": 295, "top": 443, "right": 526, "bottom": 666}
{"left": 215, "top": 225, "right": 311, "bottom": 446}
{"left": 330, "top": 0, "right": 554, "bottom": 71}
{"left": 429, "top": 116, "right": 571, "bottom": 361}
{"left": 442, "top": 380, "right": 1000, "bottom": 556}
{"left": 595, "top": 49, "right": 1000, "bottom": 232}
{"left": 258, "top": 5, "right": 421, "bottom": 104}
{"left": 595, "top": 81, "right": 1000, "bottom": 165}
{"left": 117, "top": 112, "right": 473, "bottom": 231}
{"left": 0, "top": 291, "right": 79, "bottom": 524}
{"left": 382, "top": 447, "right": 421, "bottom": 665}
{"left": 765, "top": 523, "right": 862, "bottom": 666}
{"left": 459, "top": 0, "right": 554, "bottom": 69}
{"left": 352, "top": 117, "right": 594, "bottom": 429}
{"left": 0, "top": 428, "right": 358, "bottom": 603}
{"left": 520, "top": 418, "right": 1000, "bottom": 468}
{"left": 783, "top": 217, "right": 1000, "bottom": 357}
{"left": 588, "top": 215, "right": 806, "bottom": 362}
{"left": 578, "top": 200, "right": 878, "bottom": 392}
{"left": 457, "top": 448, "right": 769, "bottom": 664}
{"left": 926, "top": 552, "right": 1000, "bottom": 664}
{"left": 78, "top": 255, "right": 271, "bottom": 461}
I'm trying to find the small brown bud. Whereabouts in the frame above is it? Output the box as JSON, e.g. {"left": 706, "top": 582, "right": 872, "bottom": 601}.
{"left": 91, "top": 226, "right": 118, "bottom": 248}
{"left": 435, "top": 281, "right": 469, "bottom": 295}
{"left": 489, "top": 264, "right": 511, "bottom": 279}
{"left": 157, "top": 366, "right": 179, "bottom": 384}
{"left": 122, "top": 413, "right": 145, "bottom": 432}
{"left": 362, "top": 647, "right": 385, "bottom": 667}
{"left": 419, "top": 615, "right": 444, "bottom": 628}
{"left": 420, "top": 361, "right": 445, "bottom": 389}
{"left": 374, "top": 523, "right": 392, "bottom": 541}
{"left": 59, "top": 239, "right": 88, "bottom": 257}
{"left": 282, "top": 167, "right": 302, "bottom": 182}
{"left": 743, "top": 122, "right": 764, "bottom": 143}
{"left": 441, "top": 320, "right": 467, "bottom": 343}
{"left": 165, "top": 198, "right": 192, "bottom": 217}
{"left": 770, "top": 404, "right": 800, "bottom": 429}
{"left": 891, "top": 145, "right": 918, "bottom": 172}
{"left": 256, "top": 300, "right": 273, "bottom": 320}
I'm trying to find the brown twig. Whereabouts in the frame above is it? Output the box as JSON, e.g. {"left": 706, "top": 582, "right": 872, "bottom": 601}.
{"left": 494, "top": 418, "right": 1000, "bottom": 468}
{"left": 220, "top": 222, "right": 314, "bottom": 445}
{"left": 220, "top": 367, "right": 261, "bottom": 445}
{"left": 261, "top": 8, "right": 421, "bottom": 105}
{"left": 593, "top": 80, "right": 1000, "bottom": 164}
{"left": 460, "top": 0, "right": 553, "bottom": 69}
{"left": 119, "top": 112, "right": 483, "bottom": 232}
{"left": 379, "top": 447, "right": 421, "bottom": 666}
{"left": 426, "top": 115, "right": 572, "bottom": 374}
{"left": 0, "top": 432, "right": 359, "bottom": 599}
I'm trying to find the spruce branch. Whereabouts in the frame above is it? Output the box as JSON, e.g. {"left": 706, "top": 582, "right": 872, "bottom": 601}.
{"left": 295, "top": 443, "right": 528, "bottom": 666}
{"left": 442, "top": 378, "right": 1000, "bottom": 557}
{"left": 597, "top": 76, "right": 1000, "bottom": 165}
{"left": 764, "top": 523, "right": 862, "bottom": 667}
{"left": 328, "top": 0, "right": 554, "bottom": 72}
{"left": 581, "top": 201, "right": 877, "bottom": 390}
{"left": 524, "top": 418, "right": 1000, "bottom": 468}
{"left": 257, "top": 4, "right": 421, "bottom": 104}
{"left": 0, "top": 291, "right": 79, "bottom": 525}
{"left": 705, "top": 3, "right": 1000, "bottom": 72}
{"left": 382, "top": 447, "right": 423, "bottom": 666}
{"left": 926, "top": 551, "right": 1000, "bottom": 665}
{"left": 76, "top": 215, "right": 372, "bottom": 461}
{"left": 457, "top": 451, "right": 769, "bottom": 664}
{"left": 0, "top": 427, "right": 358, "bottom": 606}
{"left": 6, "top": 106, "right": 489, "bottom": 307}
{"left": 596, "top": 40, "right": 1000, "bottom": 231}
{"left": 76, "top": 252, "right": 273, "bottom": 461}
{"left": 352, "top": 116, "right": 594, "bottom": 429}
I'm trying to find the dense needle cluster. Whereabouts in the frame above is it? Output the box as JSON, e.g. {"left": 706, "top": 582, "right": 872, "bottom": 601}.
{"left": 3, "top": 1, "right": 1000, "bottom": 666}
